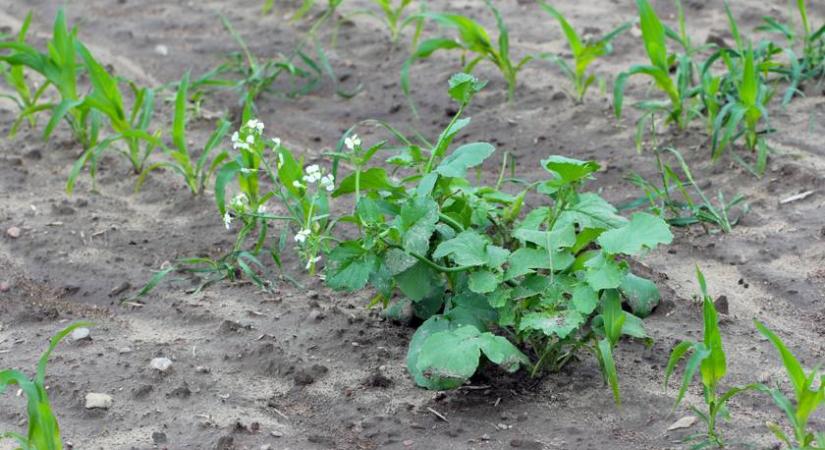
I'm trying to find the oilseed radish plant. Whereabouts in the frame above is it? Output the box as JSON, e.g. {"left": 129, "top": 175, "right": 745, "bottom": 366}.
{"left": 315, "top": 73, "right": 672, "bottom": 398}
{"left": 539, "top": 2, "right": 630, "bottom": 103}
{"left": 1, "top": 322, "right": 93, "bottom": 450}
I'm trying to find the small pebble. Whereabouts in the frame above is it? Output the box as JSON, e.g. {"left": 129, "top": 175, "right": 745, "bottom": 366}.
{"left": 6, "top": 227, "right": 21, "bottom": 238}
{"left": 150, "top": 357, "right": 173, "bottom": 372}
{"left": 0, "top": 281, "right": 10, "bottom": 292}
{"left": 85, "top": 393, "right": 113, "bottom": 410}
{"left": 154, "top": 44, "right": 169, "bottom": 56}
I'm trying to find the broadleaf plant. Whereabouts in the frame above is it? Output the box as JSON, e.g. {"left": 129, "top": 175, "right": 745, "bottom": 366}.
{"left": 322, "top": 73, "right": 672, "bottom": 400}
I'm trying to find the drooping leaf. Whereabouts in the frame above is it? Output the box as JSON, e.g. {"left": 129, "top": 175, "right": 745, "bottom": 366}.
{"left": 597, "top": 212, "right": 672, "bottom": 255}
{"left": 407, "top": 315, "right": 453, "bottom": 389}
{"left": 619, "top": 273, "right": 661, "bottom": 318}
{"left": 435, "top": 142, "right": 495, "bottom": 178}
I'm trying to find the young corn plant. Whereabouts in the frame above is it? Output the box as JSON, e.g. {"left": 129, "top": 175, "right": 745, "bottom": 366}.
{"left": 614, "top": 0, "right": 700, "bottom": 139}
{"left": 340, "top": 0, "right": 425, "bottom": 46}
{"left": 757, "top": 0, "right": 825, "bottom": 94}
{"left": 135, "top": 71, "right": 231, "bottom": 195}
{"left": 710, "top": 44, "right": 773, "bottom": 176}
{"left": 539, "top": 2, "right": 630, "bottom": 103}
{"left": 324, "top": 73, "right": 672, "bottom": 401}
{"left": 0, "top": 13, "right": 50, "bottom": 136}
{"left": 0, "top": 10, "right": 100, "bottom": 150}
{"left": 66, "top": 44, "right": 162, "bottom": 193}
{"left": 665, "top": 267, "right": 757, "bottom": 448}
{"left": 402, "top": 0, "right": 533, "bottom": 109}
{"left": 1, "top": 322, "right": 93, "bottom": 450}
{"left": 755, "top": 322, "right": 825, "bottom": 450}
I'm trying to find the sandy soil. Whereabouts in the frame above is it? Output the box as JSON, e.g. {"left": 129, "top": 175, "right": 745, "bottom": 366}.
{"left": 1, "top": 0, "right": 824, "bottom": 449}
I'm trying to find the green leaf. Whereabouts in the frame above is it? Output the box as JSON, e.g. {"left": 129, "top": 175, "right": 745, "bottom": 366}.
{"left": 700, "top": 296, "right": 726, "bottom": 388}
{"left": 512, "top": 222, "right": 576, "bottom": 249}
{"left": 468, "top": 270, "right": 499, "bottom": 294}
{"left": 505, "top": 248, "right": 575, "bottom": 280}
{"left": 333, "top": 167, "right": 398, "bottom": 197}
{"left": 572, "top": 283, "right": 599, "bottom": 315}
{"left": 325, "top": 242, "right": 377, "bottom": 291}
{"left": 557, "top": 193, "right": 628, "bottom": 230}
{"left": 519, "top": 310, "right": 585, "bottom": 339}
{"left": 385, "top": 248, "right": 417, "bottom": 275}
{"left": 597, "top": 212, "right": 672, "bottom": 255}
{"left": 407, "top": 315, "right": 452, "bottom": 389}
{"left": 448, "top": 72, "right": 487, "bottom": 104}
{"left": 435, "top": 142, "right": 495, "bottom": 178}
{"left": 584, "top": 253, "right": 627, "bottom": 290}
{"left": 619, "top": 273, "right": 661, "bottom": 318}
{"left": 447, "top": 291, "right": 498, "bottom": 330}
{"left": 395, "top": 261, "right": 439, "bottom": 301}
{"left": 596, "top": 338, "right": 621, "bottom": 405}
{"left": 542, "top": 155, "right": 600, "bottom": 185}
{"left": 432, "top": 230, "right": 490, "bottom": 266}
{"left": 413, "top": 324, "right": 528, "bottom": 390}
{"left": 396, "top": 197, "right": 439, "bottom": 255}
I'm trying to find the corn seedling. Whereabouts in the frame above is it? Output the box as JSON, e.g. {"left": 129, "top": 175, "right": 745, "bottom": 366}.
{"left": 318, "top": 73, "right": 671, "bottom": 401}
{"left": 623, "top": 147, "right": 748, "bottom": 233}
{"left": 0, "top": 13, "right": 50, "bottom": 136}
{"left": 0, "top": 10, "right": 100, "bottom": 150}
{"left": 339, "top": 0, "right": 425, "bottom": 46}
{"left": 755, "top": 322, "right": 825, "bottom": 450}
{"left": 402, "top": 0, "right": 533, "bottom": 110}
{"left": 135, "top": 72, "right": 231, "bottom": 195}
{"left": 539, "top": 2, "right": 630, "bottom": 103}
{"left": 1, "top": 321, "right": 93, "bottom": 450}
{"left": 757, "top": 0, "right": 825, "bottom": 96}
{"left": 614, "top": 0, "right": 701, "bottom": 136}
{"left": 665, "top": 267, "right": 758, "bottom": 448}
{"left": 66, "top": 44, "right": 162, "bottom": 193}
{"left": 710, "top": 44, "right": 773, "bottom": 176}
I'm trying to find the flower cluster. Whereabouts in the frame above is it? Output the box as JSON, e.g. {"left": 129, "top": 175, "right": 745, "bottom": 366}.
{"left": 344, "top": 134, "right": 361, "bottom": 151}
{"left": 294, "top": 228, "right": 311, "bottom": 243}
{"left": 231, "top": 119, "right": 266, "bottom": 151}
{"left": 296, "top": 164, "right": 335, "bottom": 192}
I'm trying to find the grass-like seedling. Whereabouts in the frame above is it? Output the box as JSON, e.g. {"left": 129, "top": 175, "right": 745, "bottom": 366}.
{"left": 1, "top": 322, "right": 93, "bottom": 450}
{"left": 757, "top": 0, "right": 825, "bottom": 96}
{"left": 539, "top": 2, "right": 630, "bottom": 103}
{"left": 135, "top": 71, "right": 231, "bottom": 195}
{"left": 755, "top": 322, "right": 825, "bottom": 450}
{"left": 665, "top": 267, "right": 757, "bottom": 448}
{"left": 0, "top": 13, "right": 50, "bottom": 136}
{"left": 402, "top": 0, "right": 533, "bottom": 107}
{"left": 321, "top": 73, "right": 672, "bottom": 400}
{"left": 624, "top": 147, "right": 748, "bottom": 233}
{"left": 0, "top": 10, "right": 100, "bottom": 150}
{"left": 341, "top": 0, "right": 424, "bottom": 46}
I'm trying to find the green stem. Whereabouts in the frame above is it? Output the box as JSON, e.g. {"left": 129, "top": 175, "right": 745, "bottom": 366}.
{"left": 423, "top": 103, "right": 465, "bottom": 174}
{"left": 380, "top": 239, "right": 473, "bottom": 273}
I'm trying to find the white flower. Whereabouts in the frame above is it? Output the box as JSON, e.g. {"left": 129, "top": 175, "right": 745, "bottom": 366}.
{"left": 231, "top": 131, "right": 240, "bottom": 144}
{"left": 292, "top": 180, "right": 304, "bottom": 189}
{"left": 272, "top": 137, "right": 281, "bottom": 147}
{"left": 320, "top": 174, "right": 335, "bottom": 192}
{"left": 344, "top": 134, "right": 361, "bottom": 151}
{"left": 294, "top": 228, "right": 311, "bottom": 243}
{"left": 246, "top": 119, "right": 264, "bottom": 134}
{"left": 233, "top": 141, "right": 249, "bottom": 151}
{"left": 305, "top": 255, "right": 322, "bottom": 270}
{"left": 245, "top": 135, "right": 255, "bottom": 145}
{"left": 240, "top": 167, "right": 257, "bottom": 174}
{"left": 257, "top": 204, "right": 267, "bottom": 214}
{"left": 223, "top": 212, "right": 232, "bottom": 230}
{"left": 306, "top": 164, "right": 320, "bottom": 174}
{"left": 277, "top": 152, "right": 284, "bottom": 169}
{"left": 230, "top": 193, "right": 249, "bottom": 211}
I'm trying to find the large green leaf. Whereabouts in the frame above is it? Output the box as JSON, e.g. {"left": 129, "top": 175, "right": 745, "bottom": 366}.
{"left": 597, "top": 212, "right": 672, "bottom": 255}
{"left": 407, "top": 316, "right": 452, "bottom": 389}
{"left": 619, "top": 273, "right": 661, "bottom": 318}
{"left": 395, "top": 261, "right": 439, "bottom": 301}
{"left": 333, "top": 167, "right": 398, "bottom": 197}
{"left": 432, "top": 230, "right": 490, "bottom": 266}
{"left": 519, "top": 310, "right": 585, "bottom": 339}
{"left": 396, "top": 197, "right": 439, "bottom": 255}
{"left": 542, "top": 155, "right": 600, "bottom": 185}
{"left": 557, "top": 193, "right": 628, "bottom": 230}
{"left": 504, "top": 248, "right": 575, "bottom": 280}
{"left": 468, "top": 270, "right": 500, "bottom": 294}
{"left": 584, "top": 252, "right": 627, "bottom": 290}
{"left": 435, "top": 142, "right": 495, "bottom": 178}
{"left": 325, "top": 242, "right": 377, "bottom": 291}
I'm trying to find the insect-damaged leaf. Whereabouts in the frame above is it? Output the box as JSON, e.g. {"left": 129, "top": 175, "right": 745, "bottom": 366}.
{"left": 519, "top": 310, "right": 585, "bottom": 339}
{"left": 435, "top": 142, "right": 495, "bottom": 178}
